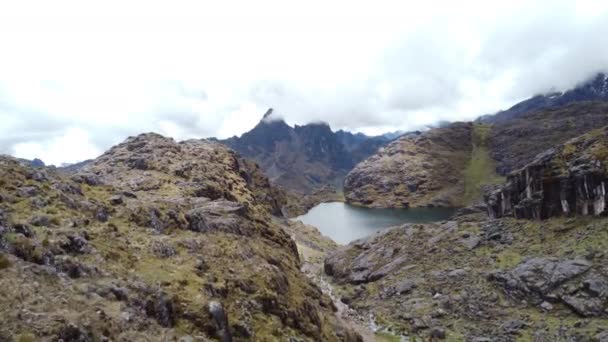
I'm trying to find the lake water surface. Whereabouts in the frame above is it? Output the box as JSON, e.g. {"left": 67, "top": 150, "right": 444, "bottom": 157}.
{"left": 294, "top": 202, "right": 455, "bottom": 244}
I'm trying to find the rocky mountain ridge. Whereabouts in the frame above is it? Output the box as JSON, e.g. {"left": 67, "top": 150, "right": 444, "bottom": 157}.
{"left": 479, "top": 72, "right": 608, "bottom": 123}
{"left": 221, "top": 108, "right": 392, "bottom": 193}
{"left": 0, "top": 133, "right": 359, "bottom": 341}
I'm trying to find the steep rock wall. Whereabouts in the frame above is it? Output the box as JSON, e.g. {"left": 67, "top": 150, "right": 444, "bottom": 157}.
{"left": 486, "top": 127, "right": 608, "bottom": 219}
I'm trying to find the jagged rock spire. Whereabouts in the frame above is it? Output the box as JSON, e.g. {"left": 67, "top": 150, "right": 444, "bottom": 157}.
{"left": 262, "top": 108, "right": 274, "bottom": 120}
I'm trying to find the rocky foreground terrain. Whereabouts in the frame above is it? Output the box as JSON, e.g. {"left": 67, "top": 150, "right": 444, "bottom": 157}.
{"left": 0, "top": 133, "right": 361, "bottom": 341}
{"left": 324, "top": 126, "right": 608, "bottom": 340}
{"left": 324, "top": 215, "right": 608, "bottom": 340}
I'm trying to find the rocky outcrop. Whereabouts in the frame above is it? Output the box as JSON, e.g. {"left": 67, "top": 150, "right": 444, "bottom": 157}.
{"left": 0, "top": 134, "right": 353, "bottom": 341}
{"left": 486, "top": 126, "right": 608, "bottom": 219}
{"left": 282, "top": 184, "right": 344, "bottom": 217}
{"left": 491, "top": 257, "right": 608, "bottom": 317}
{"left": 344, "top": 122, "right": 473, "bottom": 208}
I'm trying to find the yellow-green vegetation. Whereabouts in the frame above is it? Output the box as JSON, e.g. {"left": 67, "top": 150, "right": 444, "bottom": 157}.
{"left": 15, "top": 333, "right": 36, "bottom": 342}
{"left": 495, "top": 249, "right": 523, "bottom": 269}
{"left": 561, "top": 142, "right": 577, "bottom": 157}
{"left": 0, "top": 253, "right": 11, "bottom": 269}
{"left": 463, "top": 124, "right": 504, "bottom": 205}
{"left": 588, "top": 129, "right": 608, "bottom": 163}
{"left": 375, "top": 331, "right": 402, "bottom": 342}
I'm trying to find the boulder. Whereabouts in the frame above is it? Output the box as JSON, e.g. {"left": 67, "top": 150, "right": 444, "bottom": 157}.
{"left": 583, "top": 275, "right": 608, "bottom": 297}
{"left": 208, "top": 301, "right": 233, "bottom": 342}
{"left": 562, "top": 295, "right": 605, "bottom": 317}
{"left": 145, "top": 291, "right": 175, "bottom": 327}
{"left": 60, "top": 234, "right": 89, "bottom": 254}
{"left": 186, "top": 200, "right": 251, "bottom": 235}
{"left": 56, "top": 323, "right": 91, "bottom": 342}
{"left": 151, "top": 241, "right": 177, "bottom": 258}
{"left": 501, "top": 319, "right": 527, "bottom": 334}
{"left": 14, "top": 223, "right": 34, "bottom": 238}
{"left": 18, "top": 186, "right": 39, "bottom": 198}
{"left": 109, "top": 195, "right": 123, "bottom": 205}
{"left": 491, "top": 257, "right": 591, "bottom": 298}
{"left": 30, "top": 215, "right": 51, "bottom": 227}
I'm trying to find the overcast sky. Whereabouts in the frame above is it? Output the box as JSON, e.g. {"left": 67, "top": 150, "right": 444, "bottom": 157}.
{"left": 1, "top": 0, "right": 608, "bottom": 165}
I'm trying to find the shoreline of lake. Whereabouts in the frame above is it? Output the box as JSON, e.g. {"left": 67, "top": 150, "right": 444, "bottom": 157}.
{"left": 293, "top": 202, "right": 456, "bottom": 244}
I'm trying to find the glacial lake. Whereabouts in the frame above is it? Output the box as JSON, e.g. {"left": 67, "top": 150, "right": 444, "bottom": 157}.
{"left": 294, "top": 202, "right": 456, "bottom": 244}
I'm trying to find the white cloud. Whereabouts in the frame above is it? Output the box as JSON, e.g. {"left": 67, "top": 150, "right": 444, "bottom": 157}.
{"left": 13, "top": 127, "right": 101, "bottom": 166}
{"left": 0, "top": 0, "right": 607, "bottom": 164}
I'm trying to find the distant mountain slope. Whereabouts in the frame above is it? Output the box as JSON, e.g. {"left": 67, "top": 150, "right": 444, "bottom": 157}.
{"left": 15, "top": 158, "right": 45, "bottom": 168}
{"left": 490, "top": 101, "right": 608, "bottom": 174}
{"left": 344, "top": 122, "right": 477, "bottom": 208}
{"left": 58, "top": 159, "right": 93, "bottom": 173}
{"left": 221, "top": 108, "right": 392, "bottom": 192}
{"left": 479, "top": 72, "right": 608, "bottom": 123}
{"left": 345, "top": 101, "right": 608, "bottom": 209}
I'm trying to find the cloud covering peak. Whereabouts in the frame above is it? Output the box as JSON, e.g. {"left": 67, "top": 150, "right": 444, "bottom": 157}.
{"left": 1, "top": 0, "right": 607, "bottom": 165}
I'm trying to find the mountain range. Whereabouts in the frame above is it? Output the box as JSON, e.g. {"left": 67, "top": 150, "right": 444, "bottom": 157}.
{"left": 478, "top": 72, "right": 608, "bottom": 123}
{"left": 343, "top": 72, "right": 608, "bottom": 208}
{"left": 219, "top": 108, "right": 394, "bottom": 193}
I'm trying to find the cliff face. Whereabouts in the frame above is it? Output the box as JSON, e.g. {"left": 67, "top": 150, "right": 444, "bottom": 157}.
{"left": 486, "top": 126, "right": 608, "bottom": 219}
{"left": 0, "top": 133, "right": 355, "bottom": 341}
{"left": 343, "top": 122, "right": 474, "bottom": 208}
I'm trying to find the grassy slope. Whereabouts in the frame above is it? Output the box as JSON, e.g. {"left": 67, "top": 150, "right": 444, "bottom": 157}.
{"left": 462, "top": 124, "right": 504, "bottom": 205}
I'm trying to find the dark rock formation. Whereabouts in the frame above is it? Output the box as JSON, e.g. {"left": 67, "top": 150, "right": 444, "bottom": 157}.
{"left": 491, "top": 257, "right": 608, "bottom": 317}
{"left": 490, "top": 257, "right": 592, "bottom": 299}
{"left": 208, "top": 301, "right": 232, "bottom": 342}
{"left": 486, "top": 126, "right": 608, "bottom": 219}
